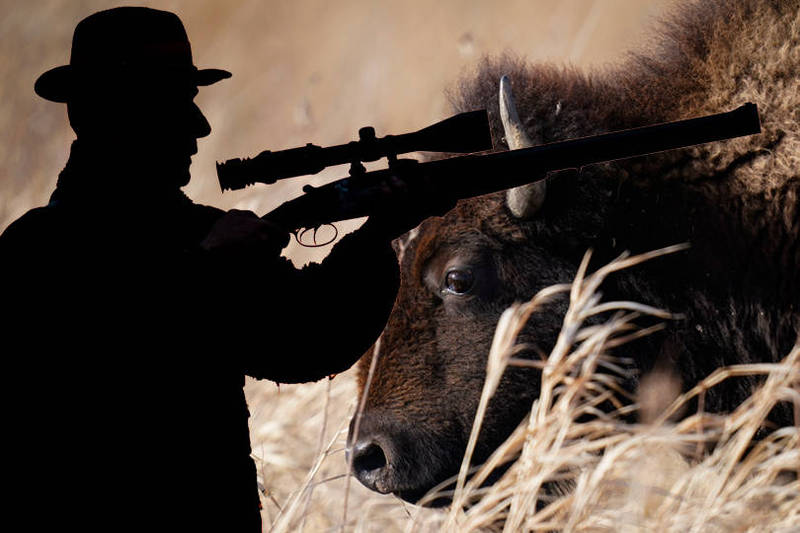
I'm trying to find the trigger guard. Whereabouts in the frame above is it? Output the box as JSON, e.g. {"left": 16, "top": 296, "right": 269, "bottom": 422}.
{"left": 293, "top": 224, "right": 339, "bottom": 248}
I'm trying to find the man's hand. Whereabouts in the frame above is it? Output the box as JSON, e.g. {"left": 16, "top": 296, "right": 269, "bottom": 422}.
{"left": 201, "top": 209, "right": 290, "bottom": 256}
{"left": 360, "top": 172, "right": 457, "bottom": 241}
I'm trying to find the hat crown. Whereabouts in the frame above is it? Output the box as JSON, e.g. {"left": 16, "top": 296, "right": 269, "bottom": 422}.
{"left": 70, "top": 7, "right": 193, "bottom": 71}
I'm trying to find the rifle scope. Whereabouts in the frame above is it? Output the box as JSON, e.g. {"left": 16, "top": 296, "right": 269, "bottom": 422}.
{"left": 216, "top": 110, "right": 492, "bottom": 191}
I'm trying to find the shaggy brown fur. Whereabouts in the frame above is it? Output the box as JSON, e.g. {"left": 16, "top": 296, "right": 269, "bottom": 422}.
{"left": 349, "top": 0, "right": 799, "bottom": 503}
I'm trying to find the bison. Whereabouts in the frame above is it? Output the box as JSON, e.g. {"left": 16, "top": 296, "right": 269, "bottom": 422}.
{"left": 346, "top": 0, "right": 799, "bottom": 504}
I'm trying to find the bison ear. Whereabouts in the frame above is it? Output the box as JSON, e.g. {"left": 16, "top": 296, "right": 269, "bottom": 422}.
{"left": 500, "top": 75, "right": 546, "bottom": 219}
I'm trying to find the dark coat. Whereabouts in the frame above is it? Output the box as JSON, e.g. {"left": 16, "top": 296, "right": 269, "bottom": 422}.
{"left": 0, "top": 144, "right": 399, "bottom": 531}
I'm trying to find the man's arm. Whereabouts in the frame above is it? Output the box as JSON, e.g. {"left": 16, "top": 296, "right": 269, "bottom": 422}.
{"left": 201, "top": 209, "right": 400, "bottom": 384}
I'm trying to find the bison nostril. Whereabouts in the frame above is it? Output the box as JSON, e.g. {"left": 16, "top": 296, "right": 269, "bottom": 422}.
{"left": 353, "top": 441, "right": 387, "bottom": 474}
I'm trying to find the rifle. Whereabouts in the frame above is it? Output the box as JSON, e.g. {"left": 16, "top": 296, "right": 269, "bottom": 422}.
{"left": 216, "top": 103, "right": 760, "bottom": 243}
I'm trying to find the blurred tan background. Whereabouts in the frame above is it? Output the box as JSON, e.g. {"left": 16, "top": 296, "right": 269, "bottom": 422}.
{"left": 0, "top": 0, "right": 672, "bottom": 529}
{"left": 1, "top": 1, "right": 670, "bottom": 256}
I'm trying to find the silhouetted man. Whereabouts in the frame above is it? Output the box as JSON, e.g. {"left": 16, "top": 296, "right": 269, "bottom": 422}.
{"left": 0, "top": 7, "right": 410, "bottom": 531}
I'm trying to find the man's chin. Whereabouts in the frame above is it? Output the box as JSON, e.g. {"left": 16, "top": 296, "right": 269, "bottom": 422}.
{"left": 175, "top": 169, "right": 191, "bottom": 188}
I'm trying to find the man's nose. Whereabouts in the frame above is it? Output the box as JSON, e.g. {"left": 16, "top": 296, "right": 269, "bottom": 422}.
{"left": 191, "top": 102, "right": 211, "bottom": 139}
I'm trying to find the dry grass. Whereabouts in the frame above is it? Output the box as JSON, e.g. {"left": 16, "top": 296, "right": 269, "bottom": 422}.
{"left": 253, "top": 246, "right": 799, "bottom": 531}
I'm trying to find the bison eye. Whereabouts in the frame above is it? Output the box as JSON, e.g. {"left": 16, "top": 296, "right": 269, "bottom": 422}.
{"left": 443, "top": 268, "right": 474, "bottom": 295}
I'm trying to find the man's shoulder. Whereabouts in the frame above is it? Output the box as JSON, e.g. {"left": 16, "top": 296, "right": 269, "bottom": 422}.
{"left": 0, "top": 204, "right": 60, "bottom": 249}
{"left": 182, "top": 199, "right": 227, "bottom": 237}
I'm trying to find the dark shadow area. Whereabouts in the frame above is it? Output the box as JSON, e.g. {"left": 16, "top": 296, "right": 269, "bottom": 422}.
{"left": 0, "top": 7, "right": 404, "bottom": 531}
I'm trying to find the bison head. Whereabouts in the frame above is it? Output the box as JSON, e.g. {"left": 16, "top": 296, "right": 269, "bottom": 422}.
{"left": 345, "top": 0, "right": 800, "bottom": 500}
{"left": 345, "top": 66, "right": 633, "bottom": 501}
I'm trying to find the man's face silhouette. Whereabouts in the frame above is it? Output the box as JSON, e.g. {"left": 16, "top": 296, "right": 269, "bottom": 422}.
{"left": 68, "top": 72, "right": 212, "bottom": 189}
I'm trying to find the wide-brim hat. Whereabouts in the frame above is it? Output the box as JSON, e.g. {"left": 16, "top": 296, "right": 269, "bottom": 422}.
{"left": 35, "top": 7, "right": 231, "bottom": 103}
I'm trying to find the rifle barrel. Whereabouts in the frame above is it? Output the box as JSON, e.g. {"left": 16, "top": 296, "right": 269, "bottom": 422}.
{"left": 266, "top": 103, "right": 760, "bottom": 230}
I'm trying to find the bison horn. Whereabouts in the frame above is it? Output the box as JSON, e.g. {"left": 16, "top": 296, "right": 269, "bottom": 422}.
{"left": 499, "top": 75, "right": 547, "bottom": 218}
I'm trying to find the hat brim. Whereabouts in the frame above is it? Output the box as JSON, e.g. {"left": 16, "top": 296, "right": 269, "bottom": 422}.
{"left": 34, "top": 66, "right": 73, "bottom": 103}
{"left": 34, "top": 65, "right": 232, "bottom": 103}
{"left": 196, "top": 68, "right": 232, "bottom": 86}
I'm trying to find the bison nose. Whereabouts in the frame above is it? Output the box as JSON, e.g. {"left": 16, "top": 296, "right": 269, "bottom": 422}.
{"left": 350, "top": 437, "right": 393, "bottom": 493}
{"left": 348, "top": 412, "right": 404, "bottom": 494}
